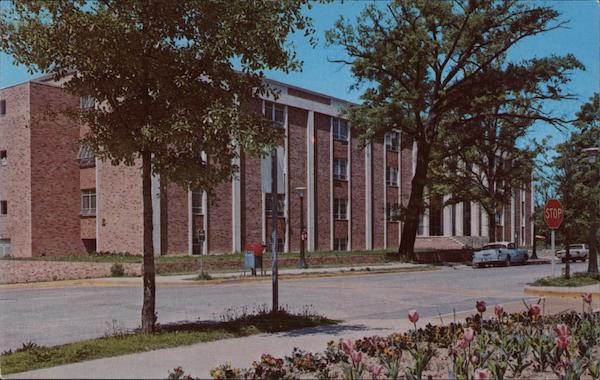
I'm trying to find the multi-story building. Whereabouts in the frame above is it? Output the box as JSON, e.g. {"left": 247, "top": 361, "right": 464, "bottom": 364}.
{"left": 0, "top": 75, "right": 534, "bottom": 257}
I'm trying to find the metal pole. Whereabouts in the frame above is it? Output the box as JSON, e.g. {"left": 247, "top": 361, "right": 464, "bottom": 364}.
{"left": 271, "top": 150, "right": 279, "bottom": 313}
{"left": 299, "top": 194, "right": 307, "bottom": 268}
{"left": 551, "top": 229, "right": 555, "bottom": 277}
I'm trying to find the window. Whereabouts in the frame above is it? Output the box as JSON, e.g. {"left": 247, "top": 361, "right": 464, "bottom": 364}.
{"left": 267, "top": 237, "right": 284, "bottom": 252}
{"left": 386, "top": 203, "right": 401, "bottom": 221}
{"left": 265, "top": 193, "right": 285, "bottom": 217}
{"left": 0, "top": 150, "right": 6, "bottom": 166}
{"left": 0, "top": 201, "right": 6, "bottom": 216}
{"left": 495, "top": 206, "right": 504, "bottom": 226}
{"left": 417, "top": 213, "right": 425, "bottom": 236}
{"left": 385, "top": 132, "right": 399, "bottom": 151}
{"left": 451, "top": 204, "right": 456, "bottom": 236}
{"left": 333, "top": 118, "right": 348, "bottom": 141}
{"left": 386, "top": 166, "right": 399, "bottom": 186}
{"left": 78, "top": 144, "right": 95, "bottom": 167}
{"left": 192, "top": 191, "right": 203, "bottom": 215}
{"left": 264, "top": 101, "right": 285, "bottom": 128}
{"left": 0, "top": 239, "right": 10, "bottom": 257}
{"left": 463, "top": 202, "right": 471, "bottom": 236}
{"left": 80, "top": 96, "right": 95, "bottom": 111}
{"left": 333, "top": 159, "right": 348, "bottom": 180}
{"left": 333, "top": 198, "right": 348, "bottom": 220}
{"left": 0, "top": 99, "right": 6, "bottom": 115}
{"left": 81, "top": 189, "right": 96, "bottom": 216}
{"left": 333, "top": 238, "right": 348, "bottom": 251}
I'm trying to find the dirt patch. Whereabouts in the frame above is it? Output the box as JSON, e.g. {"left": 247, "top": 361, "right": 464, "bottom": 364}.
{"left": 0, "top": 260, "right": 141, "bottom": 284}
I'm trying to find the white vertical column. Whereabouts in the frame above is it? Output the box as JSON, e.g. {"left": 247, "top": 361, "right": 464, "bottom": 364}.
{"left": 443, "top": 195, "right": 451, "bottom": 236}
{"left": 202, "top": 191, "right": 208, "bottom": 255}
{"left": 347, "top": 125, "right": 352, "bottom": 251}
{"left": 284, "top": 106, "right": 290, "bottom": 252}
{"left": 423, "top": 190, "right": 429, "bottom": 236}
{"left": 530, "top": 180, "right": 535, "bottom": 246}
{"left": 231, "top": 153, "right": 242, "bottom": 253}
{"left": 365, "top": 143, "right": 373, "bottom": 250}
{"left": 456, "top": 202, "right": 464, "bottom": 236}
{"left": 307, "top": 111, "right": 315, "bottom": 252}
{"left": 151, "top": 172, "right": 161, "bottom": 256}
{"left": 398, "top": 132, "right": 402, "bottom": 243}
{"left": 187, "top": 191, "right": 193, "bottom": 256}
{"left": 329, "top": 117, "right": 334, "bottom": 251}
{"left": 383, "top": 140, "right": 387, "bottom": 249}
{"left": 95, "top": 158, "right": 101, "bottom": 250}
{"left": 471, "top": 201, "right": 479, "bottom": 237}
{"left": 482, "top": 208, "right": 489, "bottom": 238}
{"left": 511, "top": 192, "right": 516, "bottom": 242}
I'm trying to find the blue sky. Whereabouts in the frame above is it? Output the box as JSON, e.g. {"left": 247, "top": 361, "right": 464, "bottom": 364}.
{"left": 1, "top": 1, "right": 598, "bottom": 148}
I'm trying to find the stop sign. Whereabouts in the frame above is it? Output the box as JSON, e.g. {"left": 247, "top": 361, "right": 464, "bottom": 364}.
{"left": 544, "top": 199, "right": 564, "bottom": 229}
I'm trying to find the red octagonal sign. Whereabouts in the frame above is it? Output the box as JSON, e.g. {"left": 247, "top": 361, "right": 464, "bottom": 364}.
{"left": 544, "top": 199, "right": 564, "bottom": 229}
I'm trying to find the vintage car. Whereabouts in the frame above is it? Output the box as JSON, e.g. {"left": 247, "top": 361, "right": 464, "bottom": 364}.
{"left": 556, "top": 244, "right": 588, "bottom": 262}
{"left": 472, "top": 242, "right": 529, "bottom": 268}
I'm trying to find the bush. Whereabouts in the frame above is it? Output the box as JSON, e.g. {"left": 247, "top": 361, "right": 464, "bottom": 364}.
{"left": 110, "top": 263, "right": 125, "bottom": 277}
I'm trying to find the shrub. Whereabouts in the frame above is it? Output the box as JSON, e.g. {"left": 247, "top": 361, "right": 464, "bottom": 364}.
{"left": 110, "top": 263, "right": 125, "bottom": 277}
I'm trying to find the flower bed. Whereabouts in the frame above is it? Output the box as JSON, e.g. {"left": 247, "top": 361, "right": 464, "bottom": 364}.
{"left": 203, "top": 295, "right": 600, "bottom": 380}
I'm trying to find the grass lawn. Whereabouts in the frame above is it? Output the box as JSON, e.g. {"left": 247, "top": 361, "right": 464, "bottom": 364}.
{"left": 0, "top": 307, "right": 337, "bottom": 375}
{"left": 530, "top": 272, "right": 600, "bottom": 287}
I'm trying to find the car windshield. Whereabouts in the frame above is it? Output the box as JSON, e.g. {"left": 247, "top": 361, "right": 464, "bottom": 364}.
{"left": 483, "top": 244, "right": 505, "bottom": 249}
{"left": 568, "top": 244, "right": 584, "bottom": 249}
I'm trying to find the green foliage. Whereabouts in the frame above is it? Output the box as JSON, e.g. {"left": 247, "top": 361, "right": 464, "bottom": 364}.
{"left": 531, "top": 272, "right": 600, "bottom": 287}
{"left": 109, "top": 263, "right": 125, "bottom": 277}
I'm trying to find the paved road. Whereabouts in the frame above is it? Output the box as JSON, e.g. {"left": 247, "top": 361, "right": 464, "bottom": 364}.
{"left": 0, "top": 261, "right": 586, "bottom": 352}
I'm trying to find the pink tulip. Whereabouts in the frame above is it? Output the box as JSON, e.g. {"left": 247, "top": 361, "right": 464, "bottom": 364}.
{"left": 582, "top": 293, "right": 592, "bottom": 305}
{"left": 351, "top": 350, "right": 362, "bottom": 364}
{"left": 470, "top": 355, "right": 480, "bottom": 365}
{"left": 463, "top": 327, "right": 475, "bottom": 343}
{"left": 473, "top": 368, "right": 492, "bottom": 380}
{"left": 476, "top": 300, "right": 487, "bottom": 314}
{"left": 555, "top": 335, "right": 570, "bottom": 350}
{"left": 530, "top": 304, "right": 541, "bottom": 317}
{"left": 494, "top": 304, "right": 504, "bottom": 317}
{"left": 554, "top": 324, "right": 570, "bottom": 338}
{"left": 456, "top": 338, "right": 469, "bottom": 350}
{"left": 408, "top": 309, "right": 419, "bottom": 323}
{"left": 341, "top": 339, "right": 354, "bottom": 355}
{"left": 370, "top": 365, "right": 383, "bottom": 376}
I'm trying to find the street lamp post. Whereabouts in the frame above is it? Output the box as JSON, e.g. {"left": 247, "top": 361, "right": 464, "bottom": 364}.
{"left": 295, "top": 187, "right": 308, "bottom": 269}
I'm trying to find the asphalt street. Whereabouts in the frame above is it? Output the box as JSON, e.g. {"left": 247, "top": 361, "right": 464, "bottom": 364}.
{"left": 0, "top": 261, "right": 587, "bottom": 352}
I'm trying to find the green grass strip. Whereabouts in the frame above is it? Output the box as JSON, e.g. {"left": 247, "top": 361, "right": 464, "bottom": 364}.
{"left": 531, "top": 272, "right": 600, "bottom": 287}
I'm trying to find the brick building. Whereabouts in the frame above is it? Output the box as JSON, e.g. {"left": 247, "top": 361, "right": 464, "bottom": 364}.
{"left": 0, "top": 76, "right": 534, "bottom": 257}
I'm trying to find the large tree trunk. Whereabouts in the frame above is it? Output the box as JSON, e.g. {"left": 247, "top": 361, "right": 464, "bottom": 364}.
{"left": 141, "top": 150, "right": 156, "bottom": 332}
{"left": 399, "top": 139, "right": 430, "bottom": 260}
{"left": 588, "top": 222, "right": 599, "bottom": 275}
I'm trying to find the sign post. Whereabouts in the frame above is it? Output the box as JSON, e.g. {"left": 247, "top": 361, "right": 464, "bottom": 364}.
{"left": 543, "top": 199, "right": 564, "bottom": 277}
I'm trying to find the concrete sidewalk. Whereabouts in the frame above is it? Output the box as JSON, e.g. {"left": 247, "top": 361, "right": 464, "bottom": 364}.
{"left": 7, "top": 296, "right": 586, "bottom": 379}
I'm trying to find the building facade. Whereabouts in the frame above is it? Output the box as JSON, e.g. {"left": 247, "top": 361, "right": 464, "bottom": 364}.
{"left": 0, "top": 76, "right": 534, "bottom": 257}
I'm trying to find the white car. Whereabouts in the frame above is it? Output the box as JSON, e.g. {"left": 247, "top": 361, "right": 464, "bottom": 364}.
{"left": 556, "top": 244, "right": 588, "bottom": 262}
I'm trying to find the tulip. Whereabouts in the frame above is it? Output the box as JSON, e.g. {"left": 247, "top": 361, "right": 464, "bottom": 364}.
{"left": 408, "top": 309, "right": 419, "bottom": 323}
{"left": 456, "top": 338, "right": 469, "bottom": 350}
{"left": 463, "top": 327, "right": 475, "bottom": 343}
{"left": 470, "top": 355, "right": 480, "bottom": 365}
{"left": 554, "top": 324, "right": 570, "bottom": 338}
{"left": 555, "top": 335, "right": 570, "bottom": 350}
{"left": 582, "top": 293, "right": 592, "bottom": 305}
{"left": 473, "top": 368, "right": 492, "bottom": 380}
{"left": 530, "top": 304, "right": 541, "bottom": 317}
{"left": 370, "top": 365, "right": 383, "bottom": 377}
{"left": 476, "top": 300, "right": 487, "bottom": 314}
{"left": 341, "top": 339, "right": 354, "bottom": 355}
{"left": 494, "top": 304, "right": 504, "bottom": 318}
{"left": 350, "top": 350, "right": 362, "bottom": 364}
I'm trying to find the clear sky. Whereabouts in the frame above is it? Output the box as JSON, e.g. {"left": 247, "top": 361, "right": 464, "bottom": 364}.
{"left": 1, "top": 0, "right": 598, "bottom": 148}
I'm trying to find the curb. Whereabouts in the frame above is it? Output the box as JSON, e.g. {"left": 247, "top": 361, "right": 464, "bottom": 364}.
{"left": 0, "top": 265, "right": 439, "bottom": 289}
{"left": 524, "top": 286, "right": 600, "bottom": 298}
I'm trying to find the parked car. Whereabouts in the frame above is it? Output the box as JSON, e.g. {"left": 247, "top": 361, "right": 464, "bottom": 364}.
{"left": 472, "top": 242, "right": 529, "bottom": 268}
{"left": 556, "top": 244, "right": 588, "bottom": 262}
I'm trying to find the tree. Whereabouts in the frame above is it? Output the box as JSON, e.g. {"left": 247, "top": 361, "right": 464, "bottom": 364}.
{"left": 429, "top": 102, "right": 541, "bottom": 243}
{"left": 326, "top": 0, "right": 583, "bottom": 259}
{"left": 1, "top": 0, "right": 314, "bottom": 331}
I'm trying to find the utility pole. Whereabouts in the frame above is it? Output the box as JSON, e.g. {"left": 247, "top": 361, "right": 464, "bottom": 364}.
{"left": 271, "top": 149, "right": 279, "bottom": 313}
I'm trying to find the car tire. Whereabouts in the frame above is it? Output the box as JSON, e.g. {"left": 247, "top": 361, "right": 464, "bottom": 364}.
{"left": 503, "top": 256, "right": 511, "bottom": 267}
{"left": 523, "top": 254, "right": 529, "bottom": 265}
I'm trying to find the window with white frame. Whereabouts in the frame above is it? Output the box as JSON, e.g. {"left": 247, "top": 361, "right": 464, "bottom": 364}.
{"left": 333, "top": 158, "right": 348, "bottom": 180}
{"left": 0, "top": 150, "right": 6, "bottom": 166}
{"left": 386, "top": 203, "right": 401, "bottom": 222}
{"left": 332, "top": 118, "right": 348, "bottom": 141}
{"left": 333, "top": 238, "right": 348, "bottom": 251}
{"left": 192, "top": 191, "right": 203, "bottom": 215}
{"left": 81, "top": 189, "right": 96, "bottom": 216}
{"left": 268, "top": 237, "right": 284, "bottom": 253}
{"left": 264, "top": 101, "right": 285, "bottom": 128}
{"left": 0, "top": 201, "right": 6, "bottom": 216}
{"left": 417, "top": 213, "right": 425, "bottom": 236}
{"left": 265, "top": 193, "right": 285, "bottom": 217}
{"left": 333, "top": 198, "right": 348, "bottom": 220}
{"left": 385, "top": 132, "right": 399, "bottom": 151}
{"left": 386, "top": 166, "right": 399, "bottom": 186}
{"left": 495, "top": 206, "right": 504, "bottom": 226}
{"left": 78, "top": 144, "right": 95, "bottom": 167}
{"left": 80, "top": 96, "right": 95, "bottom": 111}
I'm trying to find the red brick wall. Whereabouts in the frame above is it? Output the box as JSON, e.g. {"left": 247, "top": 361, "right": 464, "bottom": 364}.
{"left": 287, "top": 106, "right": 307, "bottom": 252}
{"left": 314, "top": 113, "right": 331, "bottom": 250}
{"left": 0, "top": 83, "right": 32, "bottom": 257}
{"left": 350, "top": 135, "right": 365, "bottom": 249}
{"left": 208, "top": 180, "right": 232, "bottom": 253}
{"left": 29, "top": 83, "right": 86, "bottom": 256}
{"left": 166, "top": 183, "right": 188, "bottom": 254}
